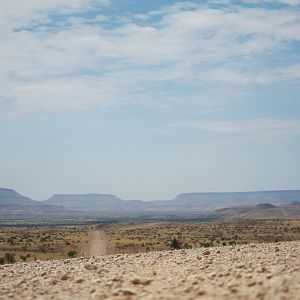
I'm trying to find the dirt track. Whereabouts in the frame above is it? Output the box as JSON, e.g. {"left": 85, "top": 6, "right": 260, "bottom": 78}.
{"left": 82, "top": 230, "right": 112, "bottom": 257}
{"left": 1, "top": 241, "right": 299, "bottom": 299}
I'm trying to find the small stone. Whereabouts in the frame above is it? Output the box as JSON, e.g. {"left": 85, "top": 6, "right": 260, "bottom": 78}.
{"left": 198, "top": 290, "right": 206, "bottom": 296}
{"left": 111, "top": 275, "right": 122, "bottom": 282}
{"left": 84, "top": 263, "right": 97, "bottom": 271}
{"left": 121, "top": 288, "right": 135, "bottom": 295}
{"left": 257, "top": 267, "right": 266, "bottom": 273}
{"left": 49, "top": 279, "right": 58, "bottom": 285}
{"left": 60, "top": 273, "right": 69, "bottom": 281}
{"left": 256, "top": 289, "right": 267, "bottom": 300}
{"left": 184, "top": 286, "right": 193, "bottom": 293}
{"left": 247, "top": 281, "right": 256, "bottom": 287}
{"left": 131, "top": 277, "right": 152, "bottom": 285}
{"left": 76, "top": 278, "right": 84, "bottom": 283}
{"left": 236, "top": 263, "right": 245, "bottom": 269}
{"left": 203, "top": 250, "right": 210, "bottom": 255}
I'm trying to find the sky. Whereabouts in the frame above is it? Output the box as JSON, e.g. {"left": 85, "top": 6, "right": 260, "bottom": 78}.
{"left": 0, "top": 0, "right": 299, "bottom": 201}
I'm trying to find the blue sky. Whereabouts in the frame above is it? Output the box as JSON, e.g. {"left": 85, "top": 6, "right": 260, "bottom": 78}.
{"left": 0, "top": 0, "right": 299, "bottom": 200}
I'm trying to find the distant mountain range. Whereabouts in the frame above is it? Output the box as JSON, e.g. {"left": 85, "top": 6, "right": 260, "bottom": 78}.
{"left": 45, "top": 190, "right": 300, "bottom": 211}
{"left": 1, "top": 187, "right": 300, "bottom": 220}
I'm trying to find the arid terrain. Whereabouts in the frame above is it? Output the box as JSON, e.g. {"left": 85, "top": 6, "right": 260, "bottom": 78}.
{"left": 1, "top": 220, "right": 300, "bottom": 299}
{"left": 0, "top": 225, "right": 90, "bottom": 262}
{"left": 104, "top": 219, "right": 300, "bottom": 254}
{"left": 1, "top": 220, "right": 300, "bottom": 262}
{"left": 0, "top": 240, "right": 299, "bottom": 299}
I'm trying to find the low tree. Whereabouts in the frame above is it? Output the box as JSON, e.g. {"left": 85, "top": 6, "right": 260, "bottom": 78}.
{"left": 4, "top": 253, "right": 15, "bottom": 264}
{"left": 171, "top": 238, "right": 181, "bottom": 250}
{"left": 67, "top": 250, "right": 76, "bottom": 258}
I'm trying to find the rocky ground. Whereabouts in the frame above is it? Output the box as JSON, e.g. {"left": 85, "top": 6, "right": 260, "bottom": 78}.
{"left": 0, "top": 241, "right": 299, "bottom": 300}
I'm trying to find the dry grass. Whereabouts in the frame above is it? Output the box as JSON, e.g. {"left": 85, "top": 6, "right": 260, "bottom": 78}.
{"left": 1, "top": 219, "right": 299, "bottom": 262}
{"left": 103, "top": 219, "right": 300, "bottom": 253}
{"left": 0, "top": 225, "right": 90, "bottom": 262}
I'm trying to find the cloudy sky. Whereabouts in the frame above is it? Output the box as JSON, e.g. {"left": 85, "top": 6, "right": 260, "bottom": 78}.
{"left": 0, "top": 0, "right": 299, "bottom": 200}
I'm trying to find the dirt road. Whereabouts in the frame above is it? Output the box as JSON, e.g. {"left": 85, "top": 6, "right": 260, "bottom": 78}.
{"left": 82, "top": 230, "right": 112, "bottom": 257}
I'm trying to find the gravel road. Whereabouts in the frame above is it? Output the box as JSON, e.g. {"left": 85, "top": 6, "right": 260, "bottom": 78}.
{"left": 83, "top": 231, "right": 110, "bottom": 257}
{"left": 0, "top": 241, "right": 299, "bottom": 300}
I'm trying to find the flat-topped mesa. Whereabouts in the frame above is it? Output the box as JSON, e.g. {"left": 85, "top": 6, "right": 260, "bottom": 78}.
{"left": 44, "top": 194, "right": 125, "bottom": 209}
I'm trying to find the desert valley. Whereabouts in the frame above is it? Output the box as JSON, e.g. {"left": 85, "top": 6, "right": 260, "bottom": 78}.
{"left": 0, "top": 188, "right": 300, "bottom": 299}
{"left": 1, "top": 0, "right": 300, "bottom": 299}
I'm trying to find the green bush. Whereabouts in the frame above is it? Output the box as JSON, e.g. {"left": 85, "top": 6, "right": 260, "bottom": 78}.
{"left": 67, "top": 250, "right": 76, "bottom": 258}
{"left": 20, "top": 255, "right": 27, "bottom": 262}
{"left": 201, "top": 242, "right": 211, "bottom": 248}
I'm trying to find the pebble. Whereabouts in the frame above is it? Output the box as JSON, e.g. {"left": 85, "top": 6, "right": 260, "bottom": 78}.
{"left": 131, "top": 277, "right": 152, "bottom": 285}
{"left": 60, "top": 273, "right": 70, "bottom": 281}
{"left": 0, "top": 241, "right": 299, "bottom": 300}
{"left": 84, "top": 264, "right": 97, "bottom": 271}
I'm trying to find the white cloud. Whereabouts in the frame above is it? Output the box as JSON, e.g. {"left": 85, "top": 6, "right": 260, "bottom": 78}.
{"left": 0, "top": 1, "right": 299, "bottom": 117}
{"left": 0, "top": 0, "right": 110, "bottom": 33}
{"left": 243, "top": 0, "right": 300, "bottom": 6}
{"left": 169, "top": 119, "right": 300, "bottom": 138}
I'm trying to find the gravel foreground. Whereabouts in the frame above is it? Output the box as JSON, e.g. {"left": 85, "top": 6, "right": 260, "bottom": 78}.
{"left": 1, "top": 241, "right": 299, "bottom": 300}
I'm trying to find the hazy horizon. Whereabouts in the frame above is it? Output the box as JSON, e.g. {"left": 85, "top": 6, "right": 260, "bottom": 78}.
{"left": 1, "top": 0, "right": 299, "bottom": 201}
{"left": 2, "top": 186, "right": 300, "bottom": 202}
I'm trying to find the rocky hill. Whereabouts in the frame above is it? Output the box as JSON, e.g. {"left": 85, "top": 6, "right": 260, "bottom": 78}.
{"left": 212, "top": 202, "right": 300, "bottom": 220}
{"left": 0, "top": 188, "right": 70, "bottom": 217}
{"left": 0, "top": 241, "right": 299, "bottom": 299}
{"left": 0, "top": 188, "right": 36, "bottom": 206}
